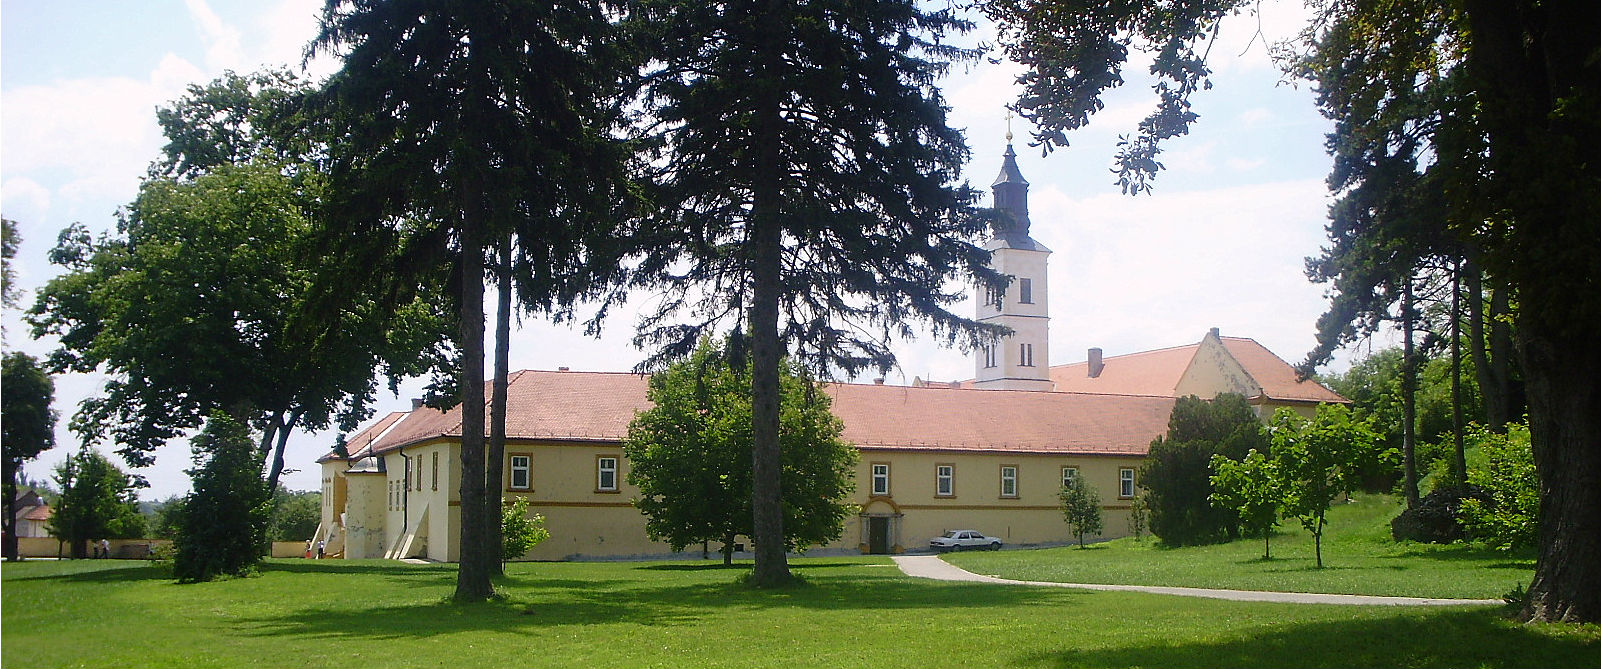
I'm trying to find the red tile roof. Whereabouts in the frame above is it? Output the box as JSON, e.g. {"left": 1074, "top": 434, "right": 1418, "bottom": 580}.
{"left": 1219, "top": 338, "right": 1346, "bottom": 403}
{"left": 1049, "top": 336, "right": 1345, "bottom": 404}
{"left": 1050, "top": 343, "right": 1198, "bottom": 396}
{"left": 340, "top": 369, "right": 1172, "bottom": 459}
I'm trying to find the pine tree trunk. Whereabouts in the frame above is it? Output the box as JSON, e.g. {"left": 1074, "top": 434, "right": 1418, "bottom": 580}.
{"left": 744, "top": 1, "right": 791, "bottom": 589}
{"left": 485, "top": 237, "right": 512, "bottom": 576}
{"left": 1450, "top": 264, "right": 1466, "bottom": 484}
{"left": 454, "top": 190, "right": 492, "bottom": 602}
{"left": 1400, "top": 278, "right": 1419, "bottom": 507}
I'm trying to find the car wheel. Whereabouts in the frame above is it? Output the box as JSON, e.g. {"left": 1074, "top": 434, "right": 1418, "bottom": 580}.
{"left": 990, "top": 542, "right": 1001, "bottom": 551}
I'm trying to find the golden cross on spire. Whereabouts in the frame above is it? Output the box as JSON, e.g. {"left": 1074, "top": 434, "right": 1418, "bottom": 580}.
{"left": 1005, "top": 109, "right": 1014, "bottom": 143}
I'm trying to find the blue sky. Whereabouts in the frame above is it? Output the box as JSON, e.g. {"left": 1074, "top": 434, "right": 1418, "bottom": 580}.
{"left": 2, "top": 1, "right": 1361, "bottom": 500}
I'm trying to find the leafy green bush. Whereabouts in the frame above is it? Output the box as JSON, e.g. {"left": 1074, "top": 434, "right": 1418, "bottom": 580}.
{"left": 1459, "top": 422, "right": 1537, "bottom": 550}
{"left": 501, "top": 497, "right": 550, "bottom": 563}
{"left": 1058, "top": 477, "right": 1103, "bottom": 547}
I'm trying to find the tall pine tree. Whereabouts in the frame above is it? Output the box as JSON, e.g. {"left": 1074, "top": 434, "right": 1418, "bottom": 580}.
{"left": 626, "top": 0, "right": 1005, "bottom": 586}
{"left": 311, "top": 0, "right": 632, "bottom": 599}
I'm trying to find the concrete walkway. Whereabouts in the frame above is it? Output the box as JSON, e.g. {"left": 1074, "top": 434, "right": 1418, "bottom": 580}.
{"left": 891, "top": 555, "right": 1503, "bottom": 606}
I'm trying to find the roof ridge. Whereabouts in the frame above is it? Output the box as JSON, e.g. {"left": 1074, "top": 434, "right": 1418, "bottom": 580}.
{"left": 1048, "top": 340, "right": 1201, "bottom": 368}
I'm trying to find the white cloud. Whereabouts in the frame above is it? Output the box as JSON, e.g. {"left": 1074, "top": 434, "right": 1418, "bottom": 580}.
{"left": 1239, "top": 107, "right": 1274, "bottom": 126}
{"left": 1226, "top": 156, "right": 1267, "bottom": 171}
{"left": 185, "top": 0, "right": 245, "bottom": 71}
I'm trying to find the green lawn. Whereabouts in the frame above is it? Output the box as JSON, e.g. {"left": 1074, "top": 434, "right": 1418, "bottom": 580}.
{"left": 3, "top": 553, "right": 1597, "bottom": 668}
{"left": 948, "top": 494, "right": 1534, "bottom": 599}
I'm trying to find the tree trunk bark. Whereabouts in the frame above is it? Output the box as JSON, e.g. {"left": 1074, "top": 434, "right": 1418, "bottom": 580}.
{"left": 1400, "top": 278, "right": 1419, "bottom": 507}
{"left": 485, "top": 236, "right": 512, "bottom": 576}
{"left": 454, "top": 181, "right": 492, "bottom": 602}
{"left": 1518, "top": 323, "right": 1601, "bottom": 622}
{"left": 2, "top": 473, "right": 17, "bottom": 561}
{"left": 1463, "top": 0, "right": 1601, "bottom": 623}
{"left": 744, "top": 0, "right": 791, "bottom": 589}
{"left": 1450, "top": 264, "right": 1466, "bottom": 485}
{"left": 265, "top": 409, "right": 300, "bottom": 494}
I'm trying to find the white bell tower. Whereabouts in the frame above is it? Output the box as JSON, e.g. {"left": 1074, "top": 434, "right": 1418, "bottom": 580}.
{"left": 973, "top": 137, "right": 1053, "bottom": 391}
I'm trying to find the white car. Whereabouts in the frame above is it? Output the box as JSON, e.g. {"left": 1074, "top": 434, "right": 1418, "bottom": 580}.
{"left": 929, "top": 529, "right": 1002, "bottom": 552}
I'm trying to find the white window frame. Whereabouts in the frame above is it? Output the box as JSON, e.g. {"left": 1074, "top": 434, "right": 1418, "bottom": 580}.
{"left": 1120, "top": 468, "right": 1136, "bottom": 499}
{"left": 1000, "top": 465, "right": 1019, "bottom": 498}
{"left": 596, "top": 456, "right": 619, "bottom": 492}
{"left": 1061, "top": 466, "right": 1079, "bottom": 489}
{"left": 510, "top": 454, "right": 532, "bottom": 490}
{"left": 871, "top": 463, "right": 891, "bottom": 496}
{"left": 935, "top": 464, "right": 954, "bottom": 497}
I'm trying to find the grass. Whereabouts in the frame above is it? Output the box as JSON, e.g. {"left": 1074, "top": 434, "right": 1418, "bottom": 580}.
{"left": 948, "top": 494, "right": 1535, "bottom": 599}
{"left": 3, "top": 553, "right": 1598, "bottom": 668}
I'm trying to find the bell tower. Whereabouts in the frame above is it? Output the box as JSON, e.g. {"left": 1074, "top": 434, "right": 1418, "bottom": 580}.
{"left": 973, "top": 134, "right": 1053, "bottom": 391}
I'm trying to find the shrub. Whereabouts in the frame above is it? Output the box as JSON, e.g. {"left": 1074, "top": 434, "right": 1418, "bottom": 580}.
{"left": 1140, "top": 394, "right": 1266, "bottom": 546}
{"left": 1459, "top": 422, "right": 1537, "bottom": 550}
{"left": 1391, "top": 484, "right": 1491, "bottom": 544}
{"left": 501, "top": 497, "right": 550, "bottom": 563}
{"left": 173, "top": 414, "right": 271, "bottom": 583}
{"left": 1058, "top": 477, "right": 1103, "bottom": 547}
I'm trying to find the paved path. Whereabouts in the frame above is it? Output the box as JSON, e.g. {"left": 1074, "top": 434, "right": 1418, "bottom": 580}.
{"left": 891, "top": 555, "right": 1503, "bottom": 606}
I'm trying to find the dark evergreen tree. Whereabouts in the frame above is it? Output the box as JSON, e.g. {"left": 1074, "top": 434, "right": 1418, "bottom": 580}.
{"left": 174, "top": 414, "right": 272, "bottom": 582}
{"left": 3, "top": 352, "right": 57, "bottom": 561}
{"left": 626, "top": 0, "right": 1004, "bottom": 587}
{"left": 310, "top": 0, "right": 633, "bottom": 600}
{"left": 1140, "top": 394, "right": 1266, "bottom": 546}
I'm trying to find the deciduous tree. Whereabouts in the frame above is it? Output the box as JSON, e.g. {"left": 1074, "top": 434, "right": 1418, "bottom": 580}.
{"left": 1269, "top": 405, "right": 1386, "bottom": 568}
{"left": 624, "top": 340, "right": 857, "bottom": 565}
{"left": 50, "top": 450, "right": 143, "bottom": 559}
{"left": 1058, "top": 475, "right": 1104, "bottom": 547}
{"left": 1210, "top": 449, "right": 1284, "bottom": 560}
{"left": 3, "top": 352, "right": 56, "bottom": 561}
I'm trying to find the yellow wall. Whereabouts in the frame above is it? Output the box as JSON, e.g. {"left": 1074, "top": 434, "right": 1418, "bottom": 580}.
{"left": 324, "top": 437, "right": 1149, "bottom": 562}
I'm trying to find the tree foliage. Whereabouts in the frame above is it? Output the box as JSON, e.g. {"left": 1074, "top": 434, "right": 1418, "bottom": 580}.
{"left": 1459, "top": 422, "right": 1537, "bottom": 551}
{"left": 1269, "top": 405, "right": 1387, "bottom": 568}
{"left": 2, "top": 218, "right": 19, "bottom": 311}
{"left": 26, "top": 74, "right": 450, "bottom": 490}
{"left": 267, "top": 489, "right": 322, "bottom": 543}
{"left": 1209, "top": 449, "right": 1284, "bottom": 559}
{"left": 627, "top": 0, "right": 1003, "bottom": 587}
{"left": 4, "top": 352, "right": 57, "bottom": 560}
{"left": 1058, "top": 475, "right": 1104, "bottom": 547}
{"left": 50, "top": 450, "right": 144, "bottom": 558}
{"left": 174, "top": 414, "right": 272, "bottom": 583}
{"left": 1140, "top": 394, "right": 1266, "bottom": 546}
{"left": 500, "top": 497, "right": 551, "bottom": 564}
{"left": 624, "top": 340, "right": 857, "bottom": 565}
{"left": 310, "top": 0, "right": 633, "bottom": 601}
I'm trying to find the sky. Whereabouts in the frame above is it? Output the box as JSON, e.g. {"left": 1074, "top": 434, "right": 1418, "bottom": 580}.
{"left": 1, "top": 1, "right": 1370, "bottom": 501}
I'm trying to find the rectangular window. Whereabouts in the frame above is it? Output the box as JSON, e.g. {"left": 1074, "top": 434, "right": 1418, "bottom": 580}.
{"left": 1120, "top": 468, "right": 1136, "bottom": 499}
{"left": 597, "top": 456, "right": 619, "bottom": 492}
{"left": 935, "top": 464, "right": 954, "bottom": 497}
{"left": 1000, "top": 465, "right": 1018, "bottom": 498}
{"left": 431, "top": 452, "right": 439, "bottom": 491}
{"left": 871, "top": 463, "right": 891, "bottom": 496}
{"left": 1019, "top": 278, "right": 1033, "bottom": 304}
{"left": 510, "top": 454, "right": 532, "bottom": 490}
{"left": 404, "top": 458, "right": 413, "bottom": 492}
{"left": 1062, "top": 466, "right": 1079, "bottom": 489}
{"left": 1019, "top": 343, "right": 1035, "bottom": 367}
{"left": 983, "top": 345, "right": 997, "bottom": 368}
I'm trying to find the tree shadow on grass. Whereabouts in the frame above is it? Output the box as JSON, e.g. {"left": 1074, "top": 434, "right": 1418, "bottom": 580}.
{"left": 1014, "top": 609, "right": 1601, "bottom": 669}
{"left": 5, "top": 562, "right": 175, "bottom": 583}
{"left": 232, "top": 565, "right": 1071, "bottom": 640}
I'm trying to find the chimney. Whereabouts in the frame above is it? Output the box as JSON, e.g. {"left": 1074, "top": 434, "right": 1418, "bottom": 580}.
{"left": 873, "top": 377, "right": 886, "bottom": 385}
{"left": 1209, "top": 327, "right": 1220, "bottom": 338}
{"left": 410, "top": 398, "right": 425, "bottom": 411}
{"left": 558, "top": 366, "right": 570, "bottom": 372}
{"left": 1088, "top": 348, "right": 1104, "bottom": 378}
